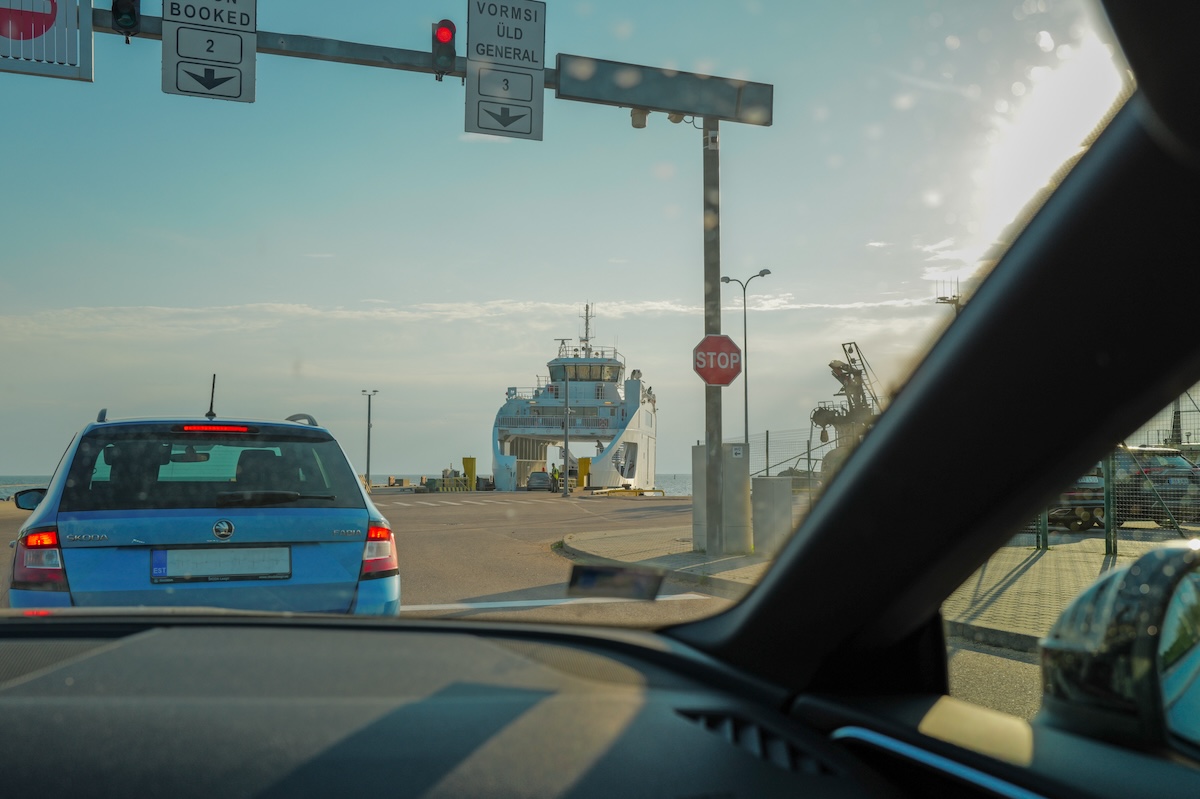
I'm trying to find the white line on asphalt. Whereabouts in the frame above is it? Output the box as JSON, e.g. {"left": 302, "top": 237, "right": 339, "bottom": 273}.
{"left": 439, "top": 501, "right": 463, "bottom": 506}
{"left": 399, "top": 593, "right": 709, "bottom": 612}
{"left": 416, "top": 501, "right": 439, "bottom": 507}
{"left": 389, "top": 502, "right": 413, "bottom": 507}
{"left": 461, "top": 501, "right": 488, "bottom": 506}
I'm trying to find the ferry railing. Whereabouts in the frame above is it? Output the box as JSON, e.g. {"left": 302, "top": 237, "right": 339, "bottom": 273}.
{"left": 497, "top": 416, "right": 616, "bottom": 430}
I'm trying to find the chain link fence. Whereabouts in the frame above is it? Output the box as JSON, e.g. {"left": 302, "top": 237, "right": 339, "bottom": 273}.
{"left": 733, "top": 388, "right": 1200, "bottom": 550}
{"left": 1028, "top": 389, "right": 1200, "bottom": 549}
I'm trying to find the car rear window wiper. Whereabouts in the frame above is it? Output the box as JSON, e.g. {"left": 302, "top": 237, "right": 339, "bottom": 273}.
{"left": 216, "top": 490, "right": 336, "bottom": 507}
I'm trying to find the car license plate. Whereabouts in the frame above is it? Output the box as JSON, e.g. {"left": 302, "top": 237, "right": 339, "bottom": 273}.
{"left": 1078, "top": 476, "right": 1100, "bottom": 484}
{"left": 1169, "top": 477, "right": 1189, "bottom": 486}
{"left": 151, "top": 547, "right": 291, "bottom": 583}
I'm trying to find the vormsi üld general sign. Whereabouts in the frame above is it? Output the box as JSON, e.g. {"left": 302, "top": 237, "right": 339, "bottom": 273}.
{"left": 465, "top": 0, "right": 546, "bottom": 141}
{"left": 162, "top": 0, "right": 257, "bottom": 102}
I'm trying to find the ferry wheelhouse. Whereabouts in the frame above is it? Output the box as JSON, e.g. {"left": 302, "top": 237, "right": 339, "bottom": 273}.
{"left": 492, "top": 314, "right": 657, "bottom": 492}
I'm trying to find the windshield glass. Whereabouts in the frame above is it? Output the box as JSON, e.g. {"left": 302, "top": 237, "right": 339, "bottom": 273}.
{"left": 2, "top": 3, "right": 1131, "bottom": 640}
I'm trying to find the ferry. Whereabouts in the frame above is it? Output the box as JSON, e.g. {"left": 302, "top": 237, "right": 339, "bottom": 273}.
{"left": 492, "top": 306, "right": 657, "bottom": 492}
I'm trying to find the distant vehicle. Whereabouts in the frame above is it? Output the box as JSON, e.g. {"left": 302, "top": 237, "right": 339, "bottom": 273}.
{"left": 1048, "top": 463, "right": 1105, "bottom": 531}
{"left": 526, "top": 471, "right": 556, "bottom": 491}
{"left": 3, "top": 412, "right": 399, "bottom": 615}
{"left": 1112, "top": 445, "right": 1200, "bottom": 526}
{"left": 1048, "top": 446, "right": 1200, "bottom": 531}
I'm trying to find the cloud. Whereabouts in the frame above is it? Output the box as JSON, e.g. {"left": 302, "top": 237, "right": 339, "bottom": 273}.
{"left": 866, "top": 241, "right": 891, "bottom": 248}
{"left": 747, "top": 293, "right": 930, "bottom": 312}
{"left": 888, "top": 70, "right": 981, "bottom": 100}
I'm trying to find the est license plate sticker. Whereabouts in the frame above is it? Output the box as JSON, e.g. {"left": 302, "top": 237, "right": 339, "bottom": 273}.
{"left": 151, "top": 547, "right": 291, "bottom": 583}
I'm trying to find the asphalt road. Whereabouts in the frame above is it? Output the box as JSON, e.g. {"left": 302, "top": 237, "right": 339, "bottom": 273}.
{"left": 375, "top": 488, "right": 730, "bottom": 626}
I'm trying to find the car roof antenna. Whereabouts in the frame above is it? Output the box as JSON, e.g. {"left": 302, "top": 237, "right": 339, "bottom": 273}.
{"left": 205, "top": 374, "right": 217, "bottom": 421}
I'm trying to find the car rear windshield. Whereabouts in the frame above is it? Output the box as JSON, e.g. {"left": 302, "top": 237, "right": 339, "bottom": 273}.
{"left": 59, "top": 427, "right": 367, "bottom": 511}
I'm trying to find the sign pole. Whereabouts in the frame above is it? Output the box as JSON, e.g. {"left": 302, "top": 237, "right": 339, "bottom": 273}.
{"left": 703, "top": 117, "right": 724, "bottom": 556}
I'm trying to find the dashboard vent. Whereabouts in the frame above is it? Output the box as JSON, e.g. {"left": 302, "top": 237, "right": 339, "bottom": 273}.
{"left": 678, "top": 710, "right": 837, "bottom": 775}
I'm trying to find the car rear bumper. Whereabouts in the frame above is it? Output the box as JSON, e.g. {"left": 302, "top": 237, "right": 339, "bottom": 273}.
{"left": 350, "top": 575, "right": 401, "bottom": 616}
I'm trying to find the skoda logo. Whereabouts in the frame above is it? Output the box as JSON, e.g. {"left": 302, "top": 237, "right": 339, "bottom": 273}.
{"left": 213, "top": 519, "right": 235, "bottom": 540}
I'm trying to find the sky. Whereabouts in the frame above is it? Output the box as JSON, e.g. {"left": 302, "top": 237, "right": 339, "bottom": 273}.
{"left": 0, "top": 0, "right": 1128, "bottom": 475}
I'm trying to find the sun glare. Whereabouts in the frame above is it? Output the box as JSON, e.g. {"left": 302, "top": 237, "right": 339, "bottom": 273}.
{"left": 976, "top": 31, "right": 1127, "bottom": 249}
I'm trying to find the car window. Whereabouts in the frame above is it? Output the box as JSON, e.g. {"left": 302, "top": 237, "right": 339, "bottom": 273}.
{"left": 59, "top": 429, "right": 365, "bottom": 511}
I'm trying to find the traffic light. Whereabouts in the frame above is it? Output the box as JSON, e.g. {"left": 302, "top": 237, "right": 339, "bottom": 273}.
{"left": 111, "top": 0, "right": 140, "bottom": 42}
{"left": 431, "top": 19, "right": 456, "bottom": 79}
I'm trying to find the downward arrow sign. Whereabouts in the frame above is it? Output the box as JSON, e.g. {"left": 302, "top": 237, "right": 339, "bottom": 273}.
{"left": 484, "top": 106, "right": 528, "bottom": 128}
{"left": 184, "top": 67, "right": 235, "bottom": 91}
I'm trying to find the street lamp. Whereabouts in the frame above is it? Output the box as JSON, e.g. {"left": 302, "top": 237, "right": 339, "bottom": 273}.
{"left": 720, "top": 269, "right": 771, "bottom": 447}
{"left": 361, "top": 389, "right": 378, "bottom": 491}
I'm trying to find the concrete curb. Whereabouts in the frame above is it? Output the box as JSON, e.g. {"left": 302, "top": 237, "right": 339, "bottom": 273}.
{"left": 944, "top": 620, "right": 1042, "bottom": 654}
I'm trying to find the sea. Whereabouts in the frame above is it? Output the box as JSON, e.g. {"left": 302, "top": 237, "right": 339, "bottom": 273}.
{"left": 1, "top": 473, "right": 696, "bottom": 501}
{"left": 0, "top": 475, "right": 52, "bottom": 501}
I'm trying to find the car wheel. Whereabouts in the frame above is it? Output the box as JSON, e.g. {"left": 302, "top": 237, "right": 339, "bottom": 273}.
{"left": 1068, "top": 519, "right": 1094, "bottom": 533}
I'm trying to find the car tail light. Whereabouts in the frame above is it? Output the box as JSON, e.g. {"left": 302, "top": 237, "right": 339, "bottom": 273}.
{"left": 359, "top": 523, "right": 398, "bottom": 580}
{"left": 12, "top": 526, "right": 70, "bottom": 592}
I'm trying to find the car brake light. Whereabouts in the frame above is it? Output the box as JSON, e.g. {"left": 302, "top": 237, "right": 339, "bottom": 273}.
{"left": 12, "top": 526, "right": 70, "bottom": 592}
{"left": 181, "top": 424, "right": 251, "bottom": 433}
{"left": 360, "top": 524, "right": 398, "bottom": 580}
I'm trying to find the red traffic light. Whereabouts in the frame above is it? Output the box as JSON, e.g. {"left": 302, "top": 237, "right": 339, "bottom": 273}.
{"left": 431, "top": 19, "right": 457, "bottom": 75}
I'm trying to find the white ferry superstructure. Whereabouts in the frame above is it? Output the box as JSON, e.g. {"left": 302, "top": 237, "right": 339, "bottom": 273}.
{"left": 491, "top": 310, "right": 657, "bottom": 492}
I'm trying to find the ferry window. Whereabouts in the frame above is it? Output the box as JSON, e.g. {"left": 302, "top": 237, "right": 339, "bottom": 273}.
{"left": 565, "top": 365, "right": 578, "bottom": 380}
{"left": 595, "top": 385, "right": 605, "bottom": 400}
{"left": 548, "top": 366, "right": 565, "bottom": 381}
{"left": 603, "top": 365, "right": 620, "bottom": 382}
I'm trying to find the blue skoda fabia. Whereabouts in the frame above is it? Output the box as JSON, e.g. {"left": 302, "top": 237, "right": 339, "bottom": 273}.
{"left": 4, "top": 412, "right": 400, "bottom": 616}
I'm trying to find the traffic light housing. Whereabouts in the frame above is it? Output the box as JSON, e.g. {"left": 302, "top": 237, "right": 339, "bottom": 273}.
{"left": 111, "top": 0, "right": 140, "bottom": 41}
{"left": 431, "top": 19, "right": 456, "bottom": 78}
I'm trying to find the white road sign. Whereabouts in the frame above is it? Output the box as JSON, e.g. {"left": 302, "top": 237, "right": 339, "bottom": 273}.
{"left": 0, "top": 0, "right": 92, "bottom": 81}
{"left": 465, "top": 0, "right": 545, "bottom": 141}
{"left": 162, "top": 0, "right": 256, "bottom": 103}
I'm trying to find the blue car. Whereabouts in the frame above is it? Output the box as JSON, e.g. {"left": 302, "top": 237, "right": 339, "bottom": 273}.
{"left": 4, "top": 412, "right": 399, "bottom": 615}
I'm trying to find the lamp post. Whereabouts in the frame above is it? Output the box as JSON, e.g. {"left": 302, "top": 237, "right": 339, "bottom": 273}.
{"left": 361, "top": 389, "right": 378, "bottom": 491}
{"left": 720, "top": 269, "right": 771, "bottom": 448}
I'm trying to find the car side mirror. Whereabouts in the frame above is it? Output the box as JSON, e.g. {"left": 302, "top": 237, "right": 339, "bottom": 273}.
{"left": 13, "top": 488, "right": 46, "bottom": 511}
{"left": 1038, "top": 542, "right": 1200, "bottom": 759}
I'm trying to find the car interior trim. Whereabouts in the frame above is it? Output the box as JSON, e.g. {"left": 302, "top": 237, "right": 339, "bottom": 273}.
{"left": 830, "top": 726, "right": 1047, "bottom": 799}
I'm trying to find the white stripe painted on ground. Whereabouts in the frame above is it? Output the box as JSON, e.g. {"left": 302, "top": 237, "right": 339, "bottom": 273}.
{"left": 399, "top": 593, "right": 709, "bottom": 612}
{"left": 416, "top": 501, "right": 439, "bottom": 507}
{"left": 461, "top": 500, "right": 488, "bottom": 506}
{"left": 440, "top": 501, "right": 463, "bottom": 506}
{"left": 389, "top": 502, "right": 413, "bottom": 507}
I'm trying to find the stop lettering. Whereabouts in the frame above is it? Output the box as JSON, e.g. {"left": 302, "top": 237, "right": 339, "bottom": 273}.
{"left": 693, "top": 334, "right": 742, "bottom": 386}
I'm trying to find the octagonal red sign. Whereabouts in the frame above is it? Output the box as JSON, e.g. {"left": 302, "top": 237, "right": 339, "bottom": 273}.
{"left": 693, "top": 334, "right": 742, "bottom": 386}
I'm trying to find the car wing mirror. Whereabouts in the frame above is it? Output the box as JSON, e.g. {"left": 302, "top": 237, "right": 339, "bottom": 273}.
{"left": 13, "top": 488, "right": 47, "bottom": 511}
{"left": 1038, "top": 541, "right": 1200, "bottom": 758}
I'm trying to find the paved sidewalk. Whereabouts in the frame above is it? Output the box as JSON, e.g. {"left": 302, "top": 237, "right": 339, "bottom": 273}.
{"left": 562, "top": 521, "right": 1174, "bottom": 652}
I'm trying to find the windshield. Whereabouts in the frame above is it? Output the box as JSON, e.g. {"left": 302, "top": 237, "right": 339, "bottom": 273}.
{"left": 1, "top": 0, "right": 1137, "bottom": 712}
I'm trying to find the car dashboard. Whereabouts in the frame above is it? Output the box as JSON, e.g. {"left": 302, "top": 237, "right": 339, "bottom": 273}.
{"left": 2, "top": 617, "right": 1197, "bottom": 798}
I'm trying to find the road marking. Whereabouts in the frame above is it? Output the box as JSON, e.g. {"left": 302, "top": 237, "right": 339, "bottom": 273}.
{"left": 416, "top": 501, "right": 439, "bottom": 507}
{"left": 389, "top": 502, "right": 413, "bottom": 507}
{"left": 439, "top": 501, "right": 463, "bottom": 506}
{"left": 399, "top": 593, "right": 709, "bottom": 612}
{"left": 461, "top": 500, "right": 488, "bottom": 506}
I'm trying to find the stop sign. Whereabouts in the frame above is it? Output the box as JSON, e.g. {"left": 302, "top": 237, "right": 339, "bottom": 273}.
{"left": 693, "top": 334, "right": 742, "bottom": 386}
